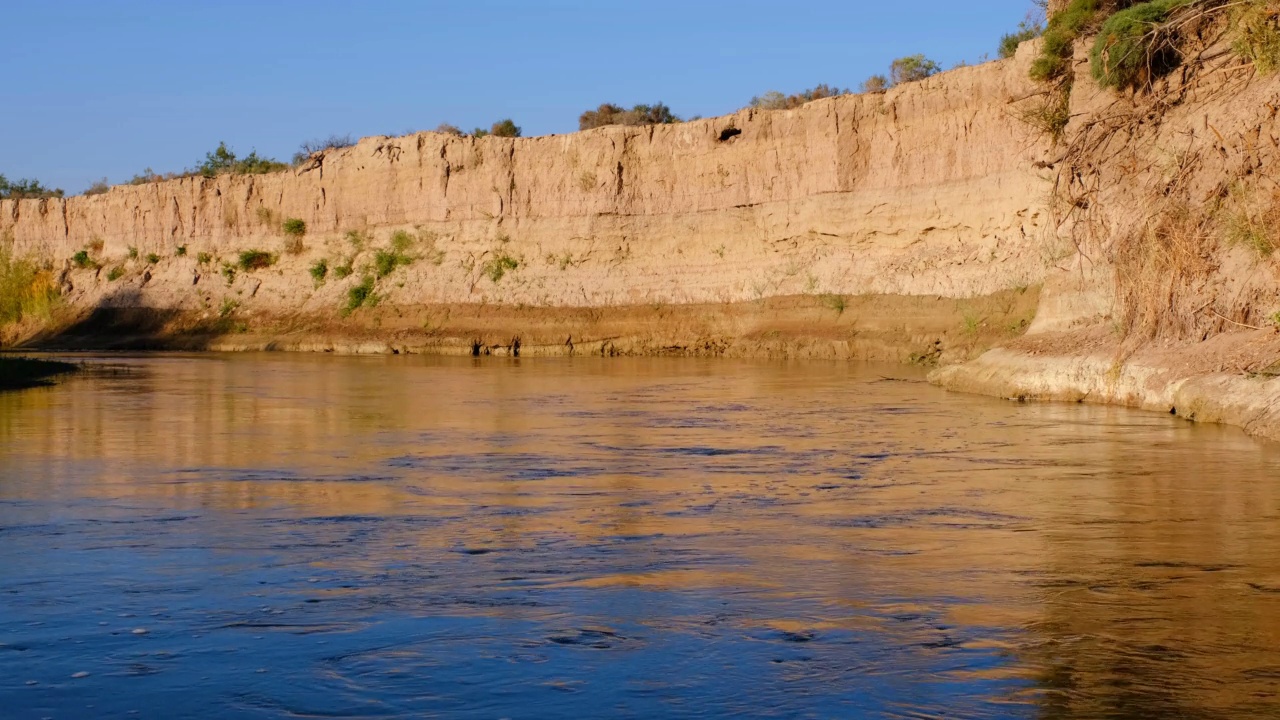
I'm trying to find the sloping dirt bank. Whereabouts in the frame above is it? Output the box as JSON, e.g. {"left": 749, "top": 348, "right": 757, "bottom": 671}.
{"left": 27, "top": 288, "right": 1040, "bottom": 364}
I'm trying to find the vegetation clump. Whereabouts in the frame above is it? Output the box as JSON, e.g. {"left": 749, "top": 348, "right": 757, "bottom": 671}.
{"left": 1231, "top": 0, "right": 1280, "bottom": 75}
{"left": 1032, "top": 0, "right": 1105, "bottom": 82}
{"left": 282, "top": 218, "right": 307, "bottom": 238}
{"left": 749, "top": 85, "right": 847, "bottom": 110}
{"left": 860, "top": 75, "right": 890, "bottom": 93}
{"left": 237, "top": 250, "right": 276, "bottom": 271}
{"left": 72, "top": 250, "right": 97, "bottom": 269}
{"left": 0, "top": 246, "right": 58, "bottom": 327}
{"left": 344, "top": 275, "right": 377, "bottom": 315}
{"left": 473, "top": 119, "right": 522, "bottom": 138}
{"left": 107, "top": 266, "right": 125, "bottom": 281}
{"left": 0, "top": 174, "right": 64, "bottom": 200}
{"left": 889, "top": 55, "right": 942, "bottom": 85}
{"left": 1000, "top": 11, "right": 1046, "bottom": 58}
{"left": 1090, "top": 0, "right": 1195, "bottom": 90}
{"left": 198, "top": 142, "right": 289, "bottom": 178}
{"left": 579, "top": 102, "right": 681, "bottom": 129}
{"left": 482, "top": 253, "right": 519, "bottom": 283}
{"left": 82, "top": 178, "right": 111, "bottom": 197}
{"left": 292, "top": 134, "right": 354, "bottom": 164}
{"left": 310, "top": 259, "right": 329, "bottom": 284}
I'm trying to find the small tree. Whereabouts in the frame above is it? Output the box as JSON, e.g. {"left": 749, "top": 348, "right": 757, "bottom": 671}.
{"left": 434, "top": 123, "right": 464, "bottom": 136}
{"left": 199, "top": 142, "right": 239, "bottom": 177}
{"left": 860, "top": 75, "right": 890, "bottom": 93}
{"left": 489, "top": 119, "right": 522, "bottom": 138}
{"left": 889, "top": 55, "right": 941, "bottom": 85}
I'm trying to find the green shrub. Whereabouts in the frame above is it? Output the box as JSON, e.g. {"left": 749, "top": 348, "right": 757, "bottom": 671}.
{"left": 175, "top": 245, "right": 187, "bottom": 256}
{"left": 282, "top": 218, "right": 306, "bottom": 237}
{"left": 1032, "top": 0, "right": 1103, "bottom": 82}
{"left": 748, "top": 85, "right": 846, "bottom": 111}
{"left": 196, "top": 252, "right": 212, "bottom": 264}
{"left": 579, "top": 102, "right": 681, "bottom": 130}
{"left": 487, "top": 119, "right": 521, "bottom": 138}
{"left": 107, "top": 266, "right": 125, "bottom": 281}
{"left": 237, "top": 250, "right": 275, "bottom": 271}
{"left": 1, "top": 247, "right": 58, "bottom": 325}
{"left": 310, "top": 259, "right": 329, "bottom": 283}
{"left": 221, "top": 262, "right": 237, "bottom": 284}
{"left": 72, "top": 250, "right": 95, "bottom": 269}
{"left": 333, "top": 263, "right": 353, "bottom": 279}
{"left": 197, "top": 142, "right": 289, "bottom": 178}
{"left": 482, "top": 253, "right": 519, "bottom": 283}
{"left": 1091, "top": 0, "right": 1195, "bottom": 90}
{"left": 889, "top": 55, "right": 941, "bottom": 85}
{"left": 344, "top": 275, "right": 376, "bottom": 314}
{"left": 0, "top": 174, "right": 64, "bottom": 200}
{"left": 127, "top": 246, "right": 138, "bottom": 260}
{"left": 390, "top": 230, "right": 414, "bottom": 252}
{"left": 1000, "top": 17, "right": 1045, "bottom": 59}
{"left": 374, "top": 249, "right": 412, "bottom": 278}
{"left": 145, "top": 253, "right": 160, "bottom": 264}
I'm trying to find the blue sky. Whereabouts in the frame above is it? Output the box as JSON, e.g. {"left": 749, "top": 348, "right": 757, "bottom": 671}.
{"left": 4, "top": 0, "right": 1032, "bottom": 193}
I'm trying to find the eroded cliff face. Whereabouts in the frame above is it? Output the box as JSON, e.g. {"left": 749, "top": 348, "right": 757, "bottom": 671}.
{"left": 3, "top": 45, "right": 1053, "bottom": 335}
{"left": 935, "top": 33, "right": 1280, "bottom": 440}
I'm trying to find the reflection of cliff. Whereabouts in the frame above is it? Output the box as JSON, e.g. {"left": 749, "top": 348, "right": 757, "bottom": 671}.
{"left": 5, "top": 354, "right": 1280, "bottom": 712}
{"left": 1026, "top": 436, "right": 1280, "bottom": 719}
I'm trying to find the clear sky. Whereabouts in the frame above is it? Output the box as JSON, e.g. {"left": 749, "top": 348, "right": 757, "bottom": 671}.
{"left": 5, "top": 0, "right": 1032, "bottom": 194}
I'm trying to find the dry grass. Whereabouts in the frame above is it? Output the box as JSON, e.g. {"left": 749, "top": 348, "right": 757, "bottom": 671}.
{"left": 1113, "top": 200, "right": 1216, "bottom": 339}
{"left": 0, "top": 245, "right": 59, "bottom": 331}
{"left": 1223, "top": 184, "right": 1280, "bottom": 257}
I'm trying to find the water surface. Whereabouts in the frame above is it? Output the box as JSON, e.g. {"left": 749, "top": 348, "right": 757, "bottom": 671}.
{"left": 2, "top": 354, "right": 1279, "bottom": 718}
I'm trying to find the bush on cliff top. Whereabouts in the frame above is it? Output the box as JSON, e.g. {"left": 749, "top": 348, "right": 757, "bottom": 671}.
{"left": 580, "top": 103, "right": 680, "bottom": 130}
{"left": 292, "top": 134, "right": 354, "bottom": 165}
{"left": 748, "top": 85, "right": 848, "bottom": 111}
{"left": 198, "top": 142, "right": 289, "bottom": 178}
{"left": 889, "top": 55, "right": 942, "bottom": 85}
{"left": 0, "top": 174, "right": 65, "bottom": 200}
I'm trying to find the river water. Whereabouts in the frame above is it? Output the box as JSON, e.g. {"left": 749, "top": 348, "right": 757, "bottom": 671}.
{"left": 1, "top": 354, "right": 1279, "bottom": 719}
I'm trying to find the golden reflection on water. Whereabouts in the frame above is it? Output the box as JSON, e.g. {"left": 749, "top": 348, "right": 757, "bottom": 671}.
{"left": 2, "top": 353, "right": 1280, "bottom": 717}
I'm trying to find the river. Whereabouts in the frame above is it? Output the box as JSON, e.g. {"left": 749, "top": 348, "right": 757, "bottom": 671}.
{"left": 2, "top": 354, "right": 1278, "bottom": 718}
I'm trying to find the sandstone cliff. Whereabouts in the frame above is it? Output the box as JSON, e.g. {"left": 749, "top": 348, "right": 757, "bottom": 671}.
{"left": 6, "top": 33, "right": 1280, "bottom": 440}
{"left": 3, "top": 44, "right": 1053, "bottom": 362}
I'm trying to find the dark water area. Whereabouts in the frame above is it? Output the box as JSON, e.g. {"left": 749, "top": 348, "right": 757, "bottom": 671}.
{"left": 2, "top": 354, "right": 1279, "bottom": 719}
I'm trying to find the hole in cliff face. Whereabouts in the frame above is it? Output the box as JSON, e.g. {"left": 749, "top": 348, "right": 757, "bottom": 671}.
{"left": 717, "top": 127, "right": 742, "bottom": 142}
{"left": 471, "top": 340, "right": 482, "bottom": 357}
